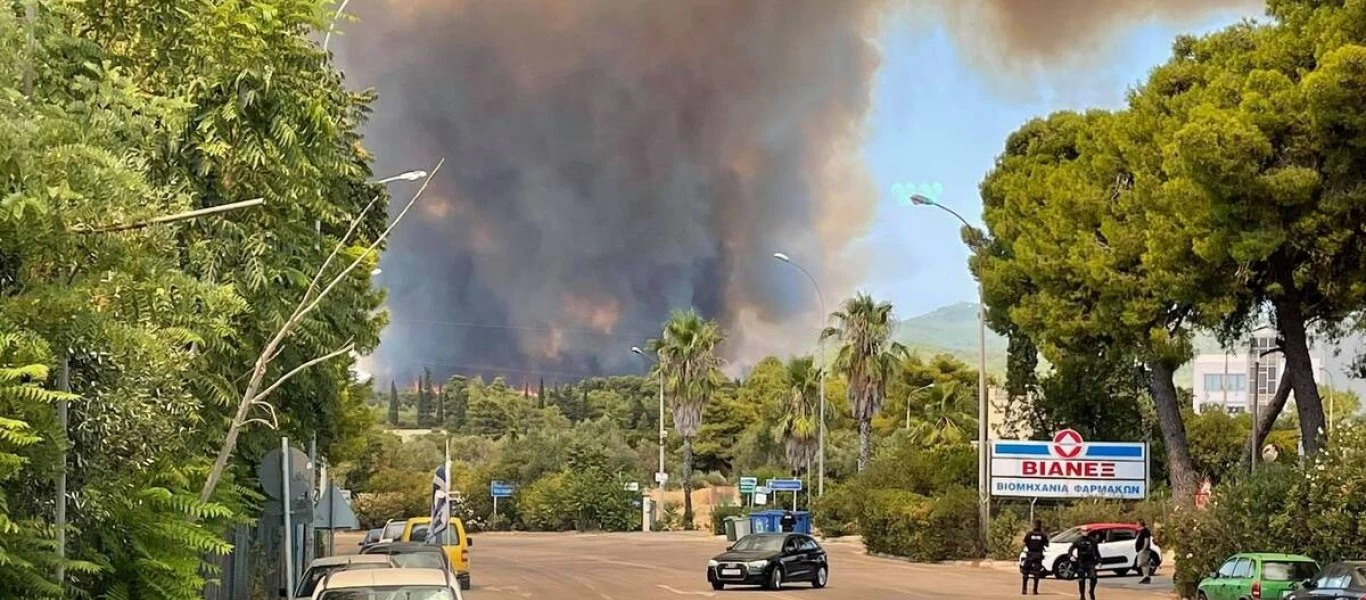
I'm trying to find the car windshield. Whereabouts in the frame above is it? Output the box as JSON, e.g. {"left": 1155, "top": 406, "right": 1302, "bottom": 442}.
{"left": 409, "top": 524, "right": 430, "bottom": 541}
{"left": 1264, "top": 561, "right": 1318, "bottom": 581}
{"left": 1051, "top": 527, "right": 1086, "bottom": 544}
{"left": 388, "top": 553, "right": 446, "bottom": 570}
{"left": 731, "top": 536, "right": 785, "bottom": 552}
{"left": 381, "top": 522, "right": 407, "bottom": 540}
{"left": 318, "top": 587, "right": 454, "bottom": 600}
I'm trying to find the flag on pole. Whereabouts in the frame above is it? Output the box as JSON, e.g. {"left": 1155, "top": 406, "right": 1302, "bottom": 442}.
{"left": 429, "top": 463, "right": 450, "bottom": 543}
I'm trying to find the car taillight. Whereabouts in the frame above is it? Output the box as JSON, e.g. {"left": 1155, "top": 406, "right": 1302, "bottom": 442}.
{"left": 1252, "top": 580, "right": 1261, "bottom": 600}
{"left": 462, "top": 548, "right": 469, "bottom": 563}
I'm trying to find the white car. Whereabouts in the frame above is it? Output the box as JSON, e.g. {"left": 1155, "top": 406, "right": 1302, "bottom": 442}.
{"left": 311, "top": 567, "right": 462, "bottom": 600}
{"left": 1017, "top": 523, "right": 1161, "bottom": 579}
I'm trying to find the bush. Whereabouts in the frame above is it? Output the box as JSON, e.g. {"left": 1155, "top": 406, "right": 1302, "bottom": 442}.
{"left": 811, "top": 485, "right": 861, "bottom": 537}
{"left": 861, "top": 486, "right": 982, "bottom": 560}
{"left": 988, "top": 509, "right": 1028, "bottom": 560}
{"left": 710, "top": 505, "right": 747, "bottom": 535}
{"left": 1170, "top": 425, "right": 1366, "bottom": 596}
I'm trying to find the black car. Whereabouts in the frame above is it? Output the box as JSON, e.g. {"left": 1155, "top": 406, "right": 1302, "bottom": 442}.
{"left": 1286, "top": 561, "right": 1366, "bottom": 600}
{"left": 707, "top": 533, "right": 828, "bottom": 590}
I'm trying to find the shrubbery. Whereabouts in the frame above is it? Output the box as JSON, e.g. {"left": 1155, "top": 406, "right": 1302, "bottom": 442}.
{"left": 860, "top": 487, "right": 982, "bottom": 560}
{"left": 711, "top": 505, "right": 747, "bottom": 535}
{"left": 1169, "top": 425, "right": 1366, "bottom": 597}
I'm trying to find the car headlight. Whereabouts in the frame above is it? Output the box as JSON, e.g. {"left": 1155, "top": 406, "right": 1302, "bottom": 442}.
{"left": 746, "top": 560, "right": 769, "bottom": 570}
{"left": 708, "top": 560, "right": 719, "bottom": 567}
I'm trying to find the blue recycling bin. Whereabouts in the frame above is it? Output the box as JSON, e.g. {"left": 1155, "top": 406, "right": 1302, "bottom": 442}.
{"left": 747, "top": 510, "right": 811, "bottom": 534}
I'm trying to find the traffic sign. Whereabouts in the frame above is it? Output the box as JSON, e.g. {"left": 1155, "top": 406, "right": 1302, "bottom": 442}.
{"left": 753, "top": 492, "right": 768, "bottom": 506}
{"left": 490, "top": 481, "right": 516, "bottom": 498}
{"left": 738, "top": 476, "right": 757, "bottom": 494}
{"left": 754, "top": 485, "right": 771, "bottom": 495}
{"left": 766, "top": 478, "right": 802, "bottom": 492}
{"left": 654, "top": 471, "right": 669, "bottom": 484}
{"left": 623, "top": 481, "right": 640, "bottom": 492}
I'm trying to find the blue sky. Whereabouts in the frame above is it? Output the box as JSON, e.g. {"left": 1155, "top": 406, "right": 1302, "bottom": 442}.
{"left": 859, "top": 9, "right": 1258, "bottom": 319}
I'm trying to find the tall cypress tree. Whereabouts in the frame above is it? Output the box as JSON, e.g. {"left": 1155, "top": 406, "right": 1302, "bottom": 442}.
{"left": 436, "top": 383, "right": 446, "bottom": 428}
{"left": 417, "top": 369, "right": 435, "bottom": 427}
{"left": 388, "top": 380, "right": 399, "bottom": 426}
{"left": 537, "top": 377, "right": 546, "bottom": 409}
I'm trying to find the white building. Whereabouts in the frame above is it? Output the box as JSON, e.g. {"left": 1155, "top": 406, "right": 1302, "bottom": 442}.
{"left": 1191, "top": 329, "right": 1321, "bottom": 414}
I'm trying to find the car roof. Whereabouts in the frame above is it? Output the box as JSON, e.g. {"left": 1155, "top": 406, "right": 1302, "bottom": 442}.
{"left": 309, "top": 554, "right": 393, "bottom": 568}
{"left": 364, "top": 542, "right": 445, "bottom": 553}
{"left": 321, "top": 567, "right": 450, "bottom": 589}
{"left": 1234, "top": 553, "right": 1317, "bottom": 561}
{"left": 1081, "top": 523, "right": 1137, "bottom": 530}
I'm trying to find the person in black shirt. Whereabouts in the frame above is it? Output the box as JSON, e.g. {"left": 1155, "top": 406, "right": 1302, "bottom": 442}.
{"left": 780, "top": 510, "right": 796, "bottom": 532}
{"left": 1068, "top": 530, "right": 1101, "bottom": 600}
{"left": 1020, "top": 520, "right": 1050, "bottom": 595}
{"left": 1135, "top": 520, "right": 1154, "bottom": 584}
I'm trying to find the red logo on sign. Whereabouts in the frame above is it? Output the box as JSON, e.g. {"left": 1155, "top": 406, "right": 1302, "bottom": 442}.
{"left": 1052, "top": 429, "right": 1084, "bottom": 459}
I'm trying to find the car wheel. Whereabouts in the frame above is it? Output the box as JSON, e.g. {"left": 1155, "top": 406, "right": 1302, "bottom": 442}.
{"left": 766, "top": 566, "right": 784, "bottom": 590}
{"left": 1054, "top": 558, "right": 1078, "bottom": 580}
{"left": 460, "top": 579, "right": 471, "bottom": 591}
{"left": 1115, "top": 568, "right": 1131, "bottom": 577}
{"left": 812, "top": 566, "right": 828, "bottom": 589}
{"left": 1197, "top": 591, "right": 1208, "bottom": 600}
{"left": 711, "top": 581, "right": 724, "bottom": 591}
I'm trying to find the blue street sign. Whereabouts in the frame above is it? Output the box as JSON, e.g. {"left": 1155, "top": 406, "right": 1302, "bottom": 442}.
{"left": 766, "top": 478, "right": 802, "bottom": 492}
{"left": 490, "top": 481, "right": 516, "bottom": 498}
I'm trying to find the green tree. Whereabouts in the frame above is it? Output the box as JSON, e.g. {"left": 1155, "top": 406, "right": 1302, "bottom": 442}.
{"left": 821, "top": 293, "right": 906, "bottom": 471}
{"left": 905, "top": 382, "right": 977, "bottom": 447}
{"left": 389, "top": 380, "right": 400, "bottom": 426}
{"left": 1031, "top": 353, "right": 1148, "bottom": 443}
{"left": 775, "top": 357, "right": 820, "bottom": 476}
{"left": 648, "top": 309, "right": 725, "bottom": 529}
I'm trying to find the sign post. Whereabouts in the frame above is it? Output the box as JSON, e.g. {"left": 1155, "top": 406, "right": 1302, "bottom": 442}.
{"left": 766, "top": 478, "right": 803, "bottom": 510}
{"left": 738, "top": 477, "right": 757, "bottom": 507}
{"left": 989, "top": 429, "right": 1149, "bottom": 500}
{"left": 490, "top": 481, "right": 515, "bottom": 519}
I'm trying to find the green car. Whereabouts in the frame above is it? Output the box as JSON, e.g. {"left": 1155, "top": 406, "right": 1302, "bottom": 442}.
{"left": 1199, "top": 553, "right": 1319, "bottom": 600}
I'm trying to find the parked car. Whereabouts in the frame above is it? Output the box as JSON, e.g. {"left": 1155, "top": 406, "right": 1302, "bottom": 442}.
{"left": 399, "top": 517, "right": 474, "bottom": 590}
{"left": 361, "top": 542, "right": 454, "bottom": 573}
{"left": 1284, "top": 560, "right": 1364, "bottom": 600}
{"left": 706, "top": 533, "right": 828, "bottom": 590}
{"left": 291, "top": 554, "right": 395, "bottom": 598}
{"left": 1198, "top": 553, "right": 1318, "bottom": 600}
{"left": 311, "top": 567, "right": 461, "bottom": 600}
{"left": 1019, "top": 523, "right": 1162, "bottom": 579}
{"left": 359, "top": 527, "right": 383, "bottom": 549}
{"left": 379, "top": 519, "right": 408, "bottom": 544}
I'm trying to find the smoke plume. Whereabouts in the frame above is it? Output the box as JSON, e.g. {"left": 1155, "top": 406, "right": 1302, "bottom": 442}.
{"left": 339, "top": 0, "right": 885, "bottom": 383}
{"left": 339, "top": 0, "right": 1259, "bottom": 384}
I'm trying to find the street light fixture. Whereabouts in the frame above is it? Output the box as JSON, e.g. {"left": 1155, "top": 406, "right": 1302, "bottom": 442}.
{"left": 905, "top": 383, "right": 937, "bottom": 430}
{"left": 772, "top": 251, "right": 828, "bottom": 497}
{"left": 907, "top": 192, "right": 990, "bottom": 546}
{"left": 376, "top": 170, "right": 429, "bottom": 184}
{"left": 631, "top": 346, "right": 666, "bottom": 498}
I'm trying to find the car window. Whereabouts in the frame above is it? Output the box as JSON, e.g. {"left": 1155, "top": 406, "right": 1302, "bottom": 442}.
{"left": 1231, "top": 559, "right": 1253, "bottom": 578}
{"left": 1052, "top": 527, "right": 1085, "bottom": 544}
{"left": 409, "top": 524, "right": 430, "bottom": 541}
{"left": 798, "top": 537, "right": 819, "bottom": 552}
{"left": 389, "top": 552, "right": 447, "bottom": 570}
{"left": 783, "top": 537, "right": 800, "bottom": 553}
{"left": 1351, "top": 568, "right": 1366, "bottom": 587}
{"left": 1312, "top": 565, "right": 1342, "bottom": 589}
{"left": 317, "top": 586, "right": 455, "bottom": 600}
{"left": 1107, "top": 529, "right": 1136, "bottom": 543}
{"left": 731, "top": 536, "right": 785, "bottom": 552}
{"left": 381, "top": 521, "right": 407, "bottom": 540}
{"left": 1219, "top": 559, "right": 1241, "bottom": 578}
{"left": 297, "top": 566, "right": 334, "bottom": 597}
{"left": 1264, "top": 561, "right": 1318, "bottom": 581}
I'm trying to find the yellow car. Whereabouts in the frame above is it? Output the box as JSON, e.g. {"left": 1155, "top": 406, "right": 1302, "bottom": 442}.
{"left": 400, "top": 517, "right": 473, "bottom": 590}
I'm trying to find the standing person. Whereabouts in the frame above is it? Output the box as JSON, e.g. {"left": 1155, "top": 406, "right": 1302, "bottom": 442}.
{"left": 1135, "top": 520, "right": 1154, "bottom": 584}
{"left": 1068, "top": 530, "right": 1101, "bottom": 600}
{"left": 1021, "top": 520, "right": 1050, "bottom": 595}
{"left": 780, "top": 510, "right": 796, "bottom": 532}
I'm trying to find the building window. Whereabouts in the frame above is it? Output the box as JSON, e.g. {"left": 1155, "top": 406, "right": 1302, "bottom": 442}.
{"left": 1226, "top": 373, "right": 1246, "bottom": 391}
{"left": 1204, "top": 374, "right": 1223, "bottom": 391}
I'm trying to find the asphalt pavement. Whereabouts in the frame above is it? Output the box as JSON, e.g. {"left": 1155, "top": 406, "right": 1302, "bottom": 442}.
{"left": 457, "top": 532, "right": 1176, "bottom": 600}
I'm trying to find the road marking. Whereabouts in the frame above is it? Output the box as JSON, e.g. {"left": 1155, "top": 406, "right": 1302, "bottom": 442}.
{"left": 656, "top": 584, "right": 714, "bottom": 597}
{"left": 484, "top": 585, "right": 533, "bottom": 597}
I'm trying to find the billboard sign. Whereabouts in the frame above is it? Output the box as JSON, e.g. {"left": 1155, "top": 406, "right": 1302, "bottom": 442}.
{"left": 990, "top": 429, "right": 1147, "bottom": 500}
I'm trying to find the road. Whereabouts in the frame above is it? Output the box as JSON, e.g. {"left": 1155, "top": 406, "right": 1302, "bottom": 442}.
{"left": 452, "top": 532, "right": 1175, "bottom": 600}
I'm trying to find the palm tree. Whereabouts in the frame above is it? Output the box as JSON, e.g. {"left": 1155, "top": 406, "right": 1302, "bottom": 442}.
{"left": 906, "top": 381, "right": 977, "bottom": 447}
{"left": 773, "top": 356, "right": 819, "bottom": 479}
{"left": 647, "top": 308, "right": 724, "bottom": 529}
{"left": 821, "top": 293, "right": 905, "bottom": 471}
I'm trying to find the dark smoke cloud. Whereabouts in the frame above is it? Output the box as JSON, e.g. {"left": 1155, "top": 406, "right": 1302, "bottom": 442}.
{"left": 930, "top": 0, "right": 1263, "bottom": 74}
{"left": 338, "top": 0, "right": 886, "bottom": 383}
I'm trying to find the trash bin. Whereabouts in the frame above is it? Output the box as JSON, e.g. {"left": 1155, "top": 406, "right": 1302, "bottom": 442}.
{"left": 793, "top": 511, "right": 812, "bottom": 534}
{"left": 723, "top": 516, "right": 739, "bottom": 542}
{"left": 748, "top": 510, "right": 783, "bottom": 534}
{"left": 733, "top": 515, "right": 752, "bottom": 538}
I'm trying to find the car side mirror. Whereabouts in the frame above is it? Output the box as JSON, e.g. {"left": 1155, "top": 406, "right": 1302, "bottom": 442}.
{"left": 726, "top": 544, "right": 734, "bottom": 551}
{"left": 467, "top": 537, "right": 474, "bottom": 547}
{"left": 1301, "top": 579, "right": 1316, "bottom": 590}
{"left": 1209, "top": 572, "right": 1220, "bottom": 580}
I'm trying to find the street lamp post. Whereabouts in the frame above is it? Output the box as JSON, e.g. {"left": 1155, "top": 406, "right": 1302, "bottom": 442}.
{"left": 772, "top": 252, "right": 827, "bottom": 497}
{"left": 905, "top": 383, "right": 937, "bottom": 430}
{"left": 909, "top": 193, "right": 990, "bottom": 545}
{"left": 631, "top": 347, "right": 666, "bottom": 495}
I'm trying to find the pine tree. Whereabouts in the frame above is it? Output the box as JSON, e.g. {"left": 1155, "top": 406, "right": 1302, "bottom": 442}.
{"left": 416, "top": 370, "right": 435, "bottom": 428}
{"left": 388, "top": 380, "right": 399, "bottom": 426}
{"left": 436, "top": 383, "right": 446, "bottom": 428}
{"left": 537, "top": 377, "right": 546, "bottom": 409}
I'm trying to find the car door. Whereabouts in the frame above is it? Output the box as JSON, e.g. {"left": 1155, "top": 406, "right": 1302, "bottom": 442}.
{"left": 1208, "top": 558, "right": 1242, "bottom": 600}
{"left": 797, "top": 536, "right": 823, "bottom": 578}
{"left": 779, "top": 536, "right": 807, "bottom": 578}
{"left": 1229, "top": 558, "right": 1255, "bottom": 600}
{"left": 1101, "top": 528, "right": 1138, "bottom": 570}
